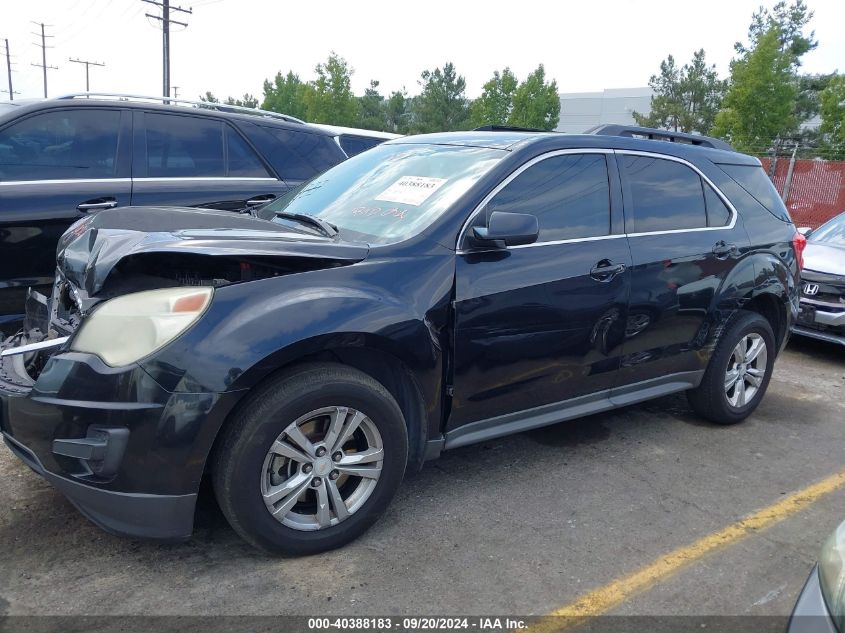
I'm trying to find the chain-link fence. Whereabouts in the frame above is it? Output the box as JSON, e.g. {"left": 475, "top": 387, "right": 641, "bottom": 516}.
{"left": 759, "top": 155, "right": 845, "bottom": 229}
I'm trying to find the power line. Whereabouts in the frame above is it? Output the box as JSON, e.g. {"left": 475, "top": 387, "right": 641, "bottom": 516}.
{"left": 30, "top": 22, "right": 58, "bottom": 98}
{"left": 69, "top": 57, "right": 105, "bottom": 92}
{"left": 142, "top": 0, "right": 192, "bottom": 98}
{"left": 1, "top": 38, "right": 18, "bottom": 100}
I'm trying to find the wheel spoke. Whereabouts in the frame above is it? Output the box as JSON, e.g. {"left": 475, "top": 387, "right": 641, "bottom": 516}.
{"left": 745, "top": 337, "right": 765, "bottom": 363}
{"left": 724, "top": 369, "right": 740, "bottom": 391}
{"left": 270, "top": 439, "right": 311, "bottom": 464}
{"left": 735, "top": 380, "right": 747, "bottom": 406}
{"left": 327, "top": 479, "right": 349, "bottom": 522}
{"left": 322, "top": 407, "right": 349, "bottom": 454}
{"left": 264, "top": 471, "right": 310, "bottom": 505}
{"left": 331, "top": 410, "right": 367, "bottom": 453}
{"left": 336, "top": 464, "right": 381, "bottom": 479}
{"left": 285, "top": 425, "right": 317, "bottom": 457}
{"left": 745, "top": 368, "right": 763, "bottom": 387}
{"left": 315, "top": 482, "right": 331, "bottom": 528}
{"left": 269, "top": 476, "right": 312, "bottom": 518}
{"left": 733, "top": 341, "right": 746, "bottom": 363}
{"left": 339, "top": 447, "right": 384, "bottom": 466}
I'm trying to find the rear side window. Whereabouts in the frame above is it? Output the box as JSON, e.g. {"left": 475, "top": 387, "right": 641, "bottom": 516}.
{"left": 225, "top": 126, "right": 272, "bottom": 177}
{"left": 486, "top": 153, "right": 611, "bottom": 242}
{"left": 145, "top": 113, "right": 224, "bottom": 177}
{"left": 704, "top": 185, "right": 732, "bottom": 227}
{"left": 0, "top": 109, "right": 120, "bottom": 181}
{"left": 622, "top": 155, "right": 707, "bottom": 232}
{"left": 718, "top": 164, "right": 791, "bottom": 222}
{"left": 339, "top": 135, "right": 384, "bottom": 157}
{"left": 260, "top": 127, "right": 346, "bottom": 181}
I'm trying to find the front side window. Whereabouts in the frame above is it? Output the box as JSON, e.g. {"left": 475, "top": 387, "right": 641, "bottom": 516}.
{"left": 484, "top": 153, "right": 611, "bottom": 242}
{"left": 0, "top": 109, "right": 120, "bottom": 181}
{"left": 262, "top": 143, "right": 505, "bottom": 244}
{"left": 623, "top": 155, "right": 707, "bottom": 232}
{"left": 225, "top": 126, "right": 272, "bottom": 178}
{"left": 145, "top": 113, "right": 224, "bottom": 177}
{"left": 261, "top": 127, "right": 347, "bottom": 182}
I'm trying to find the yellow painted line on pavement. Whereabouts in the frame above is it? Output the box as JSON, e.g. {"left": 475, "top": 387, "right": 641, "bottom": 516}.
{"left": 531, "top": 469, "right": 845, "bottom": 632}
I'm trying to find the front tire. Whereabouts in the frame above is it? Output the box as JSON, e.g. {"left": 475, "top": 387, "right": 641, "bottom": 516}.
{"left": 687, "top": 311, "right": 776, "bottom": 425}
{"left": 212, "top": 363, "right": 408, "bottom": 555}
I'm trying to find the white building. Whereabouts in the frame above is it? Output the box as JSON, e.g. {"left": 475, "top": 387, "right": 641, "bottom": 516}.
{"left": 555, "top": 87, "right": 654, "bottom": 134}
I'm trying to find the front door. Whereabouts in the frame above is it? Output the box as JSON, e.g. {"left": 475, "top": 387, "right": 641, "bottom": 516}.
{"left": 450, "top": 150, "right": 631, "bottom": 432}
{"left": 130, "top": 111, "right": 289, "bottom": 211}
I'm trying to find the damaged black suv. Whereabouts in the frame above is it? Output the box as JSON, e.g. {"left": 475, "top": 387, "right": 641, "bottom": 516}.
{"left": 0, "top": 126, "right": 802, "bottom": 555}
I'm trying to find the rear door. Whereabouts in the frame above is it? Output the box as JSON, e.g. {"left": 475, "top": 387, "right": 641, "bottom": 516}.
{"left": 614, "top": 151, "right": 749, "bottom": 390}
{"left": 130, "top": 111, "right": 288, "bottom": 210}
{"left": 0, "top": 107, "right": 130, "bottom": 330}
{"left": 449, "top": 150, "right": 631, "bottom": 432}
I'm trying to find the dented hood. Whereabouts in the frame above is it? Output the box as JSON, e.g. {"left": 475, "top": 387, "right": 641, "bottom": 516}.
{"left": 57, "top": 206, "right": 370, "bottom": 297}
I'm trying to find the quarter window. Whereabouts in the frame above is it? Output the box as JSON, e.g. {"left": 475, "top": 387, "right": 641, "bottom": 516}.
{"left": 260, "top": 127, "right": 349, "bottom": 182}
{"left": 145, "top": 113, "right": 225, "bottom": 177}
{"left": 703, "top": 184, "right": 732, "bottom": 227}
{"left": 485, "top": 153, "right": 611, "bottom": 242}
{"left": 622, "top": 155, "right": 707, "bottom": 232}
{"left": 0, "top": 109, "right": 121, "bottom": 181}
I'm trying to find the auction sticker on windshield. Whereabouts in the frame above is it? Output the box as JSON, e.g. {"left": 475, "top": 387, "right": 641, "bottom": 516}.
{"left": 375, "top": 176, "right": 447, "bottom": 206}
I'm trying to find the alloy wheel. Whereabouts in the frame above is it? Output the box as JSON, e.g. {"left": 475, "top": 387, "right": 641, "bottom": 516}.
{"left": 724, "top": 333, "right": 768, "bottom": 408}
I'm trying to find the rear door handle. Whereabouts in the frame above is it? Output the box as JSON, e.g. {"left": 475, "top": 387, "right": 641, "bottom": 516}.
{"left": 712, "top": 241, "right": 738, "bottom": 258}
{"left": 590, "top": 260, "right": 626, "bottom": 282}
{"left": 77, "top": 198, "right": 118, "bottom": 212}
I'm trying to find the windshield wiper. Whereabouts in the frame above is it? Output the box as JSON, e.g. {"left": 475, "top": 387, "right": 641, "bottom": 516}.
{"left": 273, "top": 211, "right": 338, "bottom": 239}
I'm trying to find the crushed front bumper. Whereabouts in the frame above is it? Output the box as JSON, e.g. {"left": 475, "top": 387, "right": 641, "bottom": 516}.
{"left": 793, "top": 299, "right": 845, "bottom": 346}
{"left": 0, "top": 335, "right": 237, "bottom": 540}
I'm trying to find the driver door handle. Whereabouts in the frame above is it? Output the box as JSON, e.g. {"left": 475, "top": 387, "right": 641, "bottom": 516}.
{"left": 712, "top": 241, "right": 738, "bottom": 258}
{"left": 590, "top": 259, "right": 626, "bottom": 282}
{"left": 77, "top": 198, "right": 118, "bottom": 212}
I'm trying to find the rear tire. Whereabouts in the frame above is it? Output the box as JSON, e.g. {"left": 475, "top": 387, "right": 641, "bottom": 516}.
{"left": 687, "top": 311, "right": 775, "bottom": 425}
{"left": 212, "top": 363, "right": 408, "bottom": 555}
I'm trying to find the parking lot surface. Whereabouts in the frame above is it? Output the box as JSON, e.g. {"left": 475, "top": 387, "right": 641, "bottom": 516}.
{"left": 1, "top": 337, "right": 843, "bottom": 618}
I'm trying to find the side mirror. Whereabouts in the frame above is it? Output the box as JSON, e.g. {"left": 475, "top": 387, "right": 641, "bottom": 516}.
{"left": 472, "top": 211, "right": 539, "bottom": 248}
{"left": 797, "top": 226, "right": 813, "bottom": 237}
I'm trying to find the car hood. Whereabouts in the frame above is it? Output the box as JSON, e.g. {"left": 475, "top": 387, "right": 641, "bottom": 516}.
{"left": 804, "top": 242, "right": 845, "bottom": 277}
{"left": 57, "top": 206, "right": 370, "bottom": 301}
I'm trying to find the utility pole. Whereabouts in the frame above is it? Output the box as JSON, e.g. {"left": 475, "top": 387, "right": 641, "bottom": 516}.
{"left": 31, "top": 22, "right": 57, "bottom": 98}
{"left": 172, "top": 85, "right": 179, "bottom": 99}
{"left": 142, "top": 0, "right": 192, "bottom": 98}
{"left": 69, "top": 58, "right": 105, "bottom": 92}
{"left": 1, "top": 39, "right": 18, "bottom": 100}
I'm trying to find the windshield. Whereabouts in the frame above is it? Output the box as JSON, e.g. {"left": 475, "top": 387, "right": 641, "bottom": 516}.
{"left": 809, "top": 213, "right": 845, "bottom": 247}
{"left": 261, "top": 143, "right": 506, "bottom": 244}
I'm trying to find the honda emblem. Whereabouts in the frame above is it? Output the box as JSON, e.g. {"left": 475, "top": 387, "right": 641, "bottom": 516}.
{"left": 804, "top": 283, "right": 820, "bottom": 296}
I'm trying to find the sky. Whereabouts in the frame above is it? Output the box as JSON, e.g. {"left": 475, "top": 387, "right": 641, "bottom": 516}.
{"left": 1, "top": 0, "right": 844, "bottom": 103}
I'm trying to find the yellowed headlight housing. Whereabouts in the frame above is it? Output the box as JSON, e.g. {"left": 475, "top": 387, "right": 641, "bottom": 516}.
{"left": 70, "top": 287, "right": 213, "bottom": 367}
{"left": 819, "top": 521, "right": 845, "bottom": 630}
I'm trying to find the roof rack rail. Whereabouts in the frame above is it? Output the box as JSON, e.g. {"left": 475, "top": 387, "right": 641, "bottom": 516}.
{"left": 54, "top": 92, "right": 306, "bottom": 124}
{"left": 473, "top": 124, "right": 547, "bottom": 133}
{"left": 586, "top": 124, "right": 734, "bottom": 152}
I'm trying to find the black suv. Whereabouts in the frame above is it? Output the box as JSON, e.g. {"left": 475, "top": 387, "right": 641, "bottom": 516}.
{"left": 0, "top": 93, "right": 349, "bottom": 333}
{"left": 0, "top": 125, "right": 802, "bottom": 555}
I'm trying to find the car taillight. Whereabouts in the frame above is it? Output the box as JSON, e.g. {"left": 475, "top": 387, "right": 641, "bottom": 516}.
{"left": 792, "top": 231, "right": 807, "bottom": 271}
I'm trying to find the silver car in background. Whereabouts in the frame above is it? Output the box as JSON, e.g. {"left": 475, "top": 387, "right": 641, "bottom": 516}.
{"left": 793, "top": 212, "right": 845, "bottom": 346}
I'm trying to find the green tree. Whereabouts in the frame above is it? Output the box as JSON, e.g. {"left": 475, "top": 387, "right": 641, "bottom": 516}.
{"left": 633, "top": 50, "right": 725, "bottom": 134}
{"left": 508, "top": 65, "right": 560, "bottom": 131}
{"left": 819, "top": 75, "right": 845, "bottom": 155}
{"left": 359, "top": 80, "right": 386, "bottom": 131}
{"left": 384, "top": 89, "right": 410, "bottom": 134}
{"left": 304, "top": 52, "right": 360, "bottom": 126}
{"left": 261, "top": 71, "right": 310, "bottom": 120}
{"left": 200, "top": 91, "right": 259, "bottom": 109}
{"left": 412, "top": 62, "right": 470, "bottom": 133}
{"left": 470, "top": 68, "right": 518, "bottom": 127}
{"left": 737, "top": 0, "right": 817, "bottom": 66}
{"left": 200, "top": 91, "right": 219, "bottom": 103}
{"left": 712, "top": 26, "right": 798, "bottom": 152}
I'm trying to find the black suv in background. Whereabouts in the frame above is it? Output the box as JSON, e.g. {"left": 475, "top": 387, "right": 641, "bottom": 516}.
{"left": 0, "top": 125, "right": 802, "bottom": 555}
{"left": 0, "top": 94, "right": 349, "bottom": 333}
